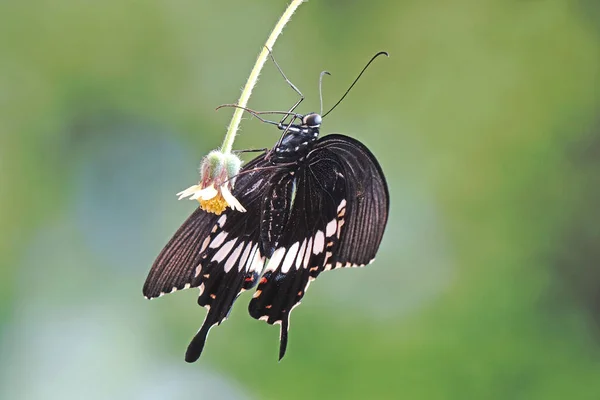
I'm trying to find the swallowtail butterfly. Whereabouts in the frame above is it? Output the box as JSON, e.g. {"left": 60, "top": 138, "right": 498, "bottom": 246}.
{"left": 143, "top": 52, "right": 390, "bottom": 362}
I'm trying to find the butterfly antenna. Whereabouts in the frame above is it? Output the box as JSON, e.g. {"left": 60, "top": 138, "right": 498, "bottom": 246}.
{"left": 319, "top": 71, "right": 331, "bottom": 115}
{"left": 322, "top": 51, "right": 389, "bottom": 118}
{"left": 216, "top": 104, "right": 301, "bottom": 126}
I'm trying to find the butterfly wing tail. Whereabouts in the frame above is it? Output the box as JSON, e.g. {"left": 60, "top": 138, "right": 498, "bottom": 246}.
{"left": 185, "top": 275, "right": 245, "bottom": 362}
{"left": 278, "top": 315, "right": 289, "bottom": 361}
{"left": 185, "top": 314, "right": 215, "bottom": 363}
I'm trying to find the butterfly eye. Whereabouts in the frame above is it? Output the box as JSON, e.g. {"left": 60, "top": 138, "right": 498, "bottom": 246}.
{"left": 303, "top": 113, "right": 322, "bottom": 128}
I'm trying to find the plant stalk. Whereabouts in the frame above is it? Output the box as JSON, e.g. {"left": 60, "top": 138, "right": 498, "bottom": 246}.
{"left": 221, "top": 0, "right": 306, "bottom": 154}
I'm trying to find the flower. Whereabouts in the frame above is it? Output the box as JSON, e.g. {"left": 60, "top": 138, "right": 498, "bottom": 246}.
{"left": 177, "top": 150, "right": 246, "bottom": 215}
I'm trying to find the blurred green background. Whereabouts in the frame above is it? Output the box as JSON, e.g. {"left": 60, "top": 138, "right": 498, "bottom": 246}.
{"left": 1, "top": 0, "right": 600, "bottom": 399}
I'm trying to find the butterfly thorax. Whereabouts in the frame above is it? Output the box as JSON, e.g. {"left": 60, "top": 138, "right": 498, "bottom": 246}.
{"left": 271, "top": 113, "right": 321, "bottom": 164}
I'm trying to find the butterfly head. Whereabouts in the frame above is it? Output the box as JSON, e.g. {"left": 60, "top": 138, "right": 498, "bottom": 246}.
{"left": 302, "top": 113, "right": 322, "bottom": 129}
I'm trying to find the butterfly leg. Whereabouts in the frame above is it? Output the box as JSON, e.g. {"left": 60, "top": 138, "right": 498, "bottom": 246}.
{"left": 233, "top": 148, "right": 269, "bottom": 154}
{"left": 265, "top": 46, "right": 304, "bottom": 124}
{"left": 266, "top": 47, "right": 303, "bottom": 106}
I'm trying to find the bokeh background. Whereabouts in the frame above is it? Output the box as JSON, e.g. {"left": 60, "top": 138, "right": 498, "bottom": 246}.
{"left": 1, "top": 0, "right": 600, "bottom": 399}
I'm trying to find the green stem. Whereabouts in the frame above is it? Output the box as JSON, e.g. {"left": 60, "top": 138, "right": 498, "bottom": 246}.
{"left": 221, "top": 0, "right": 306, "bottom": 154}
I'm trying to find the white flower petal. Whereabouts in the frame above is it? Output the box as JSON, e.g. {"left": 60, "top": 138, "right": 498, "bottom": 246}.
{"left": 221, "top": 185, "right": 246, "bottom": 212}
{"left": 176, "top": 184, "right": 202, "bottom": 200}
{"left": 176, "top": 183, "right": 219, "bottom": 201}
{"left": 191, "top": 185, "right": 218, "bottom": 201}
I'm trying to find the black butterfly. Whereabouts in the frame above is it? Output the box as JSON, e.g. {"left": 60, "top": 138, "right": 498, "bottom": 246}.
{"left": 143, "top": 53, "right": 390, "bottom": 362}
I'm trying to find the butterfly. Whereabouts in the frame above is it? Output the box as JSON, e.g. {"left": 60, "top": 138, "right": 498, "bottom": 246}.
{"left": 143, "top": 52, "right": 390, "bottom": 362}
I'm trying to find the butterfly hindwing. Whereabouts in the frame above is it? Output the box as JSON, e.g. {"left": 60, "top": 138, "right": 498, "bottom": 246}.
{"left": 249, "top": 147, "right": 347, "bottom": 359}
{"left": 185, "top": 206, "right": 267, "bottom": 362}
{"left": 143, "top": 153, "right": 285, "bottom": 362}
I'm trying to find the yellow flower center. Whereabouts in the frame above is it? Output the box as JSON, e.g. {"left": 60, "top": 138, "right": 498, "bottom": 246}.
{"left": 198, "top": 193, "right": 228, "bottom": 215}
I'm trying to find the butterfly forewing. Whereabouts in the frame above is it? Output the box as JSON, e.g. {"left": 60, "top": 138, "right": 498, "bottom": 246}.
{"left": 143, "top": 206, "right": 220, "bottom": 299}
{"left": 185, "top": 211, "right": 266, "bottom": 362}
{"left": 314, "top": 134, "right": 389, "bottom": 268}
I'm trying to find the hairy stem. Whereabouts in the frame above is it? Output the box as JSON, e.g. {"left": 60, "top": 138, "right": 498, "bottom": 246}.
{"left": 221, "top": 0, "right": 306, "bottom": 154}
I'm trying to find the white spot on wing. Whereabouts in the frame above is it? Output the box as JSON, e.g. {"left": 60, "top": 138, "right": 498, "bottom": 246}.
{"left": 212, "top": 238, "right": 237, "bottom": 263}
{"left": 224, "top": 242, "right": 244, "bottom": 272}
{"left": 296, "top": 239, "right": 307, "bottom": 268}
{"left": 266, "top": 247, "right": 286, "bottom": 273}
{"left": 217, "top": 215, "right": 227, "bottom": 227}
{"left": 209, "top": 231, "right": 228, "bottom": 249}
{"left": 313, "top": 231, "right": 325, "bottom": 254}
{"left": 326, "top": 219, "right": 337, "bottom": 237}
{"left": 200, "top": 236, "right": 211, "bottom": 253}
{"left": 237, "top": 242, "right": 253, "bottom": 272}
{"left": 281, "top": 242, "right": 299, "bottom": 273}
{"left": 337, "top": 199, "right": 347, "bottom": 212}
{"left": 303, "top": 237, "right": 313, "bottom": 268}
{"left": 248, "top": 246, "right": 265, "bottom": 274}
{"left": 244, "top": 245, "right": 258, "bottom": 272}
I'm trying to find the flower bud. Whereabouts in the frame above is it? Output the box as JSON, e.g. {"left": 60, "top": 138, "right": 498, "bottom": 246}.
{"left": 177, "top": 150, "right": 246, "bottom": 215}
